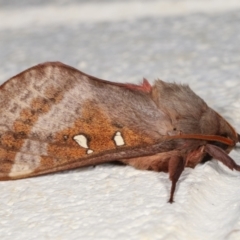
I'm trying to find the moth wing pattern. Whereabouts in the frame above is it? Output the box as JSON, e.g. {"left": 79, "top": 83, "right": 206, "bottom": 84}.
{"left": 1, "top": 61, "right": 239, "bottom": 203}
{"left": 0, "top": 62, "right": 170, "bottom": 179}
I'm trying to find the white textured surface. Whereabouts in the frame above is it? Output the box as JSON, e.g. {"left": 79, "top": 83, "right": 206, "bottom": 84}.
{"left": 1, "top": 0, "right": 240, "bottom": 30}
{"left": 0, "top": 1, "right": 240, "bottom": 239}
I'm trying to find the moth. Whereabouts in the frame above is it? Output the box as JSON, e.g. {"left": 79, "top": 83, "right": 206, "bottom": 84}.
{"left": 0, "top": 62, "right": 239, "bottom": 203}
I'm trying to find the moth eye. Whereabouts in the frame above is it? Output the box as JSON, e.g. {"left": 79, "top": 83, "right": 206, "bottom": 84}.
{"left": 63, "top": 135, "right": 68, "bottom": 141}
{"left": 173, "top": 128, "right": 177, "bottom": 131}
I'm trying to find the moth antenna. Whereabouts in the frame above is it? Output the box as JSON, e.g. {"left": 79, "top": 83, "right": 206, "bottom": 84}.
{"left": 169, "top": 134, "right": 234, "bottom": 146}
{"left": 168, "top": 156, "right": 185, "bottom": 203}
{"left": 238, "top": 133, "right": 240, "bottom": 142}
{"left": 205, "top": 144, "right": 240, "bottom": 171}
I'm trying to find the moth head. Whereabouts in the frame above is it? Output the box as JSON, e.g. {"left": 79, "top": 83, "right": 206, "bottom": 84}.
{"left": 151, "top": 80, "right": 238, "bottom": 150}
{"left": 152, "top": 80, "right": 209, "bottom": 132}
{"left": 208, "top": 111, "right": 239, "bottom": 152}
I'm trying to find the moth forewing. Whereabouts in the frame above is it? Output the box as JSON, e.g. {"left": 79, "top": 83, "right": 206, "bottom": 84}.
{"left": 0, "top": 61, "right": 239, "bottom": 203}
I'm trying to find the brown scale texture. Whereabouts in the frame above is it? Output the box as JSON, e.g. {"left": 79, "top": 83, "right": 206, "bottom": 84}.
{"left": 45, "top": 102, "right": 154, "bottom": 165}
{"left": 46, "top": 103, "right": 117, "bottom": 160}
{"left": 30, "top": 97, "right": 52, "bottom": 112}
{"left": 0, "top": 81, "right": 67, "bottom": 178}
{"left": 0, "top": 150, "right": 19, "bottom": 176}
{"left": 44, "top": 84, "right": 67, "bottom": 104}
{"left": 19, "top": 109, "right": 39, "bottom": 124}
{"left": 39, "top": 156, "right": 58, "bottom": 171}
{"left": 0, "top": 132, "right": 23, "bottom": 150}
{"left": 123, "top": 128, "right": 154, "bottom": 147}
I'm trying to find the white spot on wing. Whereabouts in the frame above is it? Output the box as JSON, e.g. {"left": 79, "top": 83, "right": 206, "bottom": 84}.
{"left": 9, "top": 153, "right": 41, "bottom": 177}
{"left": 113, "top": 131, "right": 125, "bottom": 146}
{"left": 87, "top": 149, "right": 93, "bottom": 154}
{"left": 73, "top": 134, "right": 88, "bottom": 148}
{"left": 9, "top": 139, "right": 46, "bottom": 178}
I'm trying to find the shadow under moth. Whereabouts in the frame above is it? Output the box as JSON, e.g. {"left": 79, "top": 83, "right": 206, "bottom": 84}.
{"left": 0, "top": 62, "right": 239, "bottom": 203}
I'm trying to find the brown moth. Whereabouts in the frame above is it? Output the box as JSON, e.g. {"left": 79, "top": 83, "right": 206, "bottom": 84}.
{"left": 0, "top": 62, "right": 239, "bottom": 203}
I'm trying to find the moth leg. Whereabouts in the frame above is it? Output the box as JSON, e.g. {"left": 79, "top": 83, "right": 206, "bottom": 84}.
{"left": 168, "top": 156, "right": 185, "bottom": 203}
{"left": 205, "top": 144, "right": 240, "bottom": 171}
